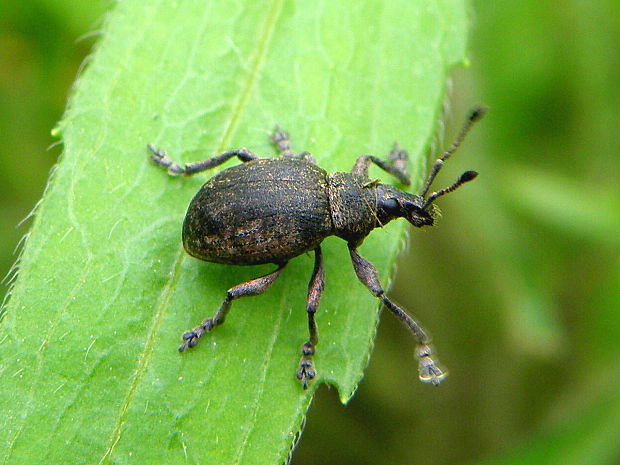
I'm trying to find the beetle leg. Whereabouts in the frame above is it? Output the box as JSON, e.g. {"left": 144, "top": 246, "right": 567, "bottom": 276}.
{"left": 296, "top": 246, "right": 325, "bottom": 389}
{"left": 348, "top": 245, "right": 447, "bottom": 386}
{"left": 178, "top": 263, "right": 287, "bottom": 352}
{"left": 271, "top": 127, "right": 316, "bottom": 164}
{"left": 351, "top": 143, "right": 410, "bottom": 185}
{"left": 271, "top": 126, "right": 294, "bottom": 157}
{"left": 148, "top": 144, "right": 260, "bottom": 177}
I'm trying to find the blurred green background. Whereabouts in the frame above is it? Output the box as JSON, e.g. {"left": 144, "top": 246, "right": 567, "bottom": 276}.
{"left": 1, "top": 1, "right": 619, "bottom": 465}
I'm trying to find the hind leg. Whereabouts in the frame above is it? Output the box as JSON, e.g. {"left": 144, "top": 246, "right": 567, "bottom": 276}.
{"left": 148, "top": 145, "right": 260, "bottom": 176}
{"left": 179, "top": 263, "right": 287, "bottom": 351}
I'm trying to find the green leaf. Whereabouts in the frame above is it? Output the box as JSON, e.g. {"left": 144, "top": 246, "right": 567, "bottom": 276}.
{"left": 0, "top": 1, "right": 468, "bottom": 464}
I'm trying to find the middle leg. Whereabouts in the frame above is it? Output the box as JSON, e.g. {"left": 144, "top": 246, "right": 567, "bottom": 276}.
{"left": 296, "top": 246, "right": 325, "bottom": 389}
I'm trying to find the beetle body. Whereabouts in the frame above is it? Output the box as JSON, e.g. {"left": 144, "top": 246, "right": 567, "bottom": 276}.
{"left": 183, "top": 158, "right": 332, "bottom": 266}
{"left": 182, "top": 157, "right": 389, "bottom": 266}
{"left": 148, "top": 107, "right": 485, "bottom": 389}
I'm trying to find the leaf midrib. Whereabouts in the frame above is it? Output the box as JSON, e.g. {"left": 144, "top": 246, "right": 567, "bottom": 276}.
{"left": 98, "top": 0, "right": 285, "bottom": 462}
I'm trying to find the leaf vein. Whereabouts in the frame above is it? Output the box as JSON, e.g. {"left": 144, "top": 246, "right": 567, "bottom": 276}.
{"left": 98, "top": 246, "right": 186, "bottom": 464}
{"left": 99, "top": 0, "right": 285, "bottom": 461}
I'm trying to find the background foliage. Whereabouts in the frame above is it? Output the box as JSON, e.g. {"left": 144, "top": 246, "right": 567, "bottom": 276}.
{"left": 1, "top": 1, "right": 619, "bottom": 465}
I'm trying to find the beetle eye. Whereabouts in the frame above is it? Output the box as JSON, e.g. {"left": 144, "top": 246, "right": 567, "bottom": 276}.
{"left": 382, "top": 198, "right": 399, "bottom": 212}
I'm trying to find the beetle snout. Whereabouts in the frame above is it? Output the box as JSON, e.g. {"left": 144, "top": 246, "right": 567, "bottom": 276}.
{"left": 407, "top": 212, "right": 434, "bottom": 228}
{"left": 399, "top": 197, "right": 435, "bottom": 228}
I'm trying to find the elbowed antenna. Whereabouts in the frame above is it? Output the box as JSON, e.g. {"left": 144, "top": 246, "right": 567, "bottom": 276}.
{"left": 419, "top": 106, "right": 487, "bottom": 198}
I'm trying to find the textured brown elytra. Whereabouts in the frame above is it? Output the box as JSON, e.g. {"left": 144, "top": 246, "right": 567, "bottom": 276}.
{"left": 148, "top": 107, "right": 485, "bottom": 389}
{"left": 182, "top": 158, "right": 332, "bottom": 266}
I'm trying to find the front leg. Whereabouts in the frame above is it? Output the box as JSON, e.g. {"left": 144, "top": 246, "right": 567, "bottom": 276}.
{"left": 348, "top": 244, "right": 447, "bottom": 385}
{"left": 296, "top": 247, "right": 325, "bottom": 389}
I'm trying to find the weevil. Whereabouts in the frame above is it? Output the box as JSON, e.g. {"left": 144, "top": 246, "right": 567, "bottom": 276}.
{"left": 148, "top": 107, "right": 485, "bottom": 389}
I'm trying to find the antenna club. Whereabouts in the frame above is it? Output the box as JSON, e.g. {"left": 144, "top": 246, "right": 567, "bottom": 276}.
{"left": 460, "top": 170, "right": 478, "bottom": 183}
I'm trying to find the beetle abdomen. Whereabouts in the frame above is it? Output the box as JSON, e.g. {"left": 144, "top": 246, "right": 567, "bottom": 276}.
{"left": 182, "top": 158, "right": 333, "bottom": 265}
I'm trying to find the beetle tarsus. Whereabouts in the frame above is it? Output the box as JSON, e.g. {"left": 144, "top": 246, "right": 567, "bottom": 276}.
{"left": 416, "top": 344, "right": 447, "bottom": 386}
{"left": 296, "top": 342, "right": 316, "bottom": 389}
{"left": 388, "top": 142, "right": 410, "bottom": 181}
{"left": 147, "top": 144, "right": 185, "bottom": 176}
{"left": 178, "top": 320, "right": 215, "bottom": 352}
{"left": 271, "top": 126, "right": 292, "bottom": 156}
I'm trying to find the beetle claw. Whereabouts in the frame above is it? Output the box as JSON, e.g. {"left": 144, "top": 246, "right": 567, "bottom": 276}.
{"left": 178, "top": 334, "right": 199, "bottom": 352}
{"left": 147, "top": 144, "right": 168, "bottom": 164}
{"left": 389, "top": 142, "right": 408, "bottom": 163}
{"left": 419, "top": 365, "right": 447, "bottom": 386}
{"left": 296, "top": 364, "right": 316, "bottom": 390}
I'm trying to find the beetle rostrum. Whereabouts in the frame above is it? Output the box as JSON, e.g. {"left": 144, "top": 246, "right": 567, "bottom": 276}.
{"left": 148, "top": 107, "right": 485, "bottom": 389}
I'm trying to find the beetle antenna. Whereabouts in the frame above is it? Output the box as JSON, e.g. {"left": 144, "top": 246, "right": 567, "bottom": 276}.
{"left": 419, "top": 106, "right": 487, "bottom": 197}
{"left": 425, "top": 170, "right": 478, "bottom": 207}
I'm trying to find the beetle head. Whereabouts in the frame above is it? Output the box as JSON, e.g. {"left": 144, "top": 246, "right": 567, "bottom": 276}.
{"left": 376, "top": 185, "right": 436, "bottom": 228}
{"left": 376, "top": 168, "right": 477, "bottom": 228}
{"left": 375, "top": 106, "right": 487, "bottom": 229}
